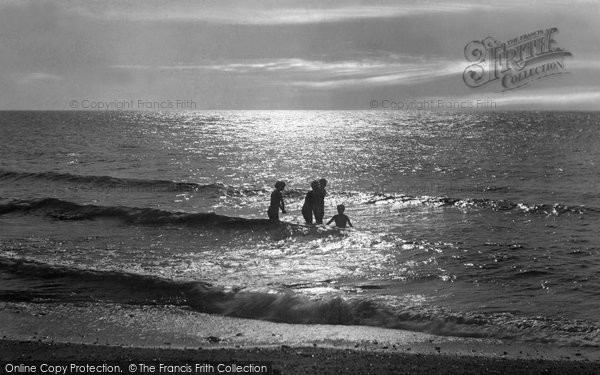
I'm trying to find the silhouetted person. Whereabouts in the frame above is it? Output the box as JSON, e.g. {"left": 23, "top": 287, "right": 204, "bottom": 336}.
{"left": 327, "top": 204, "right": 353, "bottom": 228}
{"left": 313, "top": 178, "right": 327, "bottom": 224}
{"left": 302, "top": 180, "right": 320, "bottom": 224}
{"left": 267, "top": 181, "right": 286, "bottom": 222}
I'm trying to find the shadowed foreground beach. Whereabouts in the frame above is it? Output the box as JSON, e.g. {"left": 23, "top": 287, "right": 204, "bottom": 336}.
{"left": 2, "top": 340, "right": 600, "bottom": 375}
{"left": 1, "top": 302, "right": 599, "bottom": 375}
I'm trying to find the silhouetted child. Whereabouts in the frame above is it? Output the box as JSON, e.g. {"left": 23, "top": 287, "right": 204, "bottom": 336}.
{"left": 327, "top": 204, "right": 353, "bottom": 228}
{"left": 313, "top": 178, "right": 327, "bottom": 224}
{"left": 302, "top": 180, "right": 320, "bottom": 224}
{"left": 267, "top": 181, "right": 286, "bottom": 222}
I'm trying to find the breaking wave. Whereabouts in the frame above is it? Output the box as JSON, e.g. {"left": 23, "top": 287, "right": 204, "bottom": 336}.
{"left": 1, "top": 257, "right": 597, "bottom": 347}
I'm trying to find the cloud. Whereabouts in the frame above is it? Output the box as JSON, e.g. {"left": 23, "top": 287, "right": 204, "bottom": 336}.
{"left": 19, "top": 72, "right": 63, "bottom": 84}
{"left": 65, "top": 0, "right": 599, "bottom": 26}
{"left": 111, "top": 57, "right": 466, "bottom": 89}
{"left": 290, "top": 61, "right": 466, "bottom": 89}
{"left": 446, "top": 87, "right": 600, "bottom": 110}
{"left": 2, "top": 0, "right": 599, "bottom": 109}
{"left": 74, "top": 1, "right": 492, "bottom": 25}
{"left": 492, "top": 89, "right": 600, "bottom": 107}
{"left": 566, "top": 58, "right": 600, "bottom": 71}
{"left": 113, "top": 58, "right": 397, "bottom": 74}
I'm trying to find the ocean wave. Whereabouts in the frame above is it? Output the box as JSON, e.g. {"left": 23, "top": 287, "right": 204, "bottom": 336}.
{"left": 0, "top": 169, "right": 204, "bottom": 192}
{"left": 1, "top": 257, "right": 597, "bottom": 346}
{"left": 292, "top": 189, "right": 593, "bottom": 216}
{"left": 0, "top": 197, "right": 349, "bottom": 242}
{"left": 1, "top": 169, "right": 595, "bottom": 216}
{"left": 356, "top": 193, "right": 594, "bottom": 216}
{"left": 442, "top": 197, "right": 593, "bottom": 215}
{"left": 0, "top": 197, "right": 279, "bottom": 229}
{"left": 0, "top": 169, "right": 271, "bottom": 197}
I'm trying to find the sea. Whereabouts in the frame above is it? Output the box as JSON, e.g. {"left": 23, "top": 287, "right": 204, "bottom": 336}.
{"left": 1, "top": 110, "right": 599, "bottom": 347}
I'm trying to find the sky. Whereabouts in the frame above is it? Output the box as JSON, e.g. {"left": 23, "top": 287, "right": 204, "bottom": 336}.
{"left": 0, "top": 0, "right": 599, "bottom": 110}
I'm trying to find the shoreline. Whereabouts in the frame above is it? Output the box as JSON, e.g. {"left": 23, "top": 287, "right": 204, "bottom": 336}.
{"left": 1, "top": 301, "right": 599, "bottom": 374}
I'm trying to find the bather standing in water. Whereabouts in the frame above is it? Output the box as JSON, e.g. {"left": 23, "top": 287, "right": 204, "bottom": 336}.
{"left": 267, "top": 181, "right": 286, "bottom": 222}
{"left": 313, "top": 178, "right": 327, "bottom": 224}
{"left": 302, "top": 180, "right": 320, "bottom": 224}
